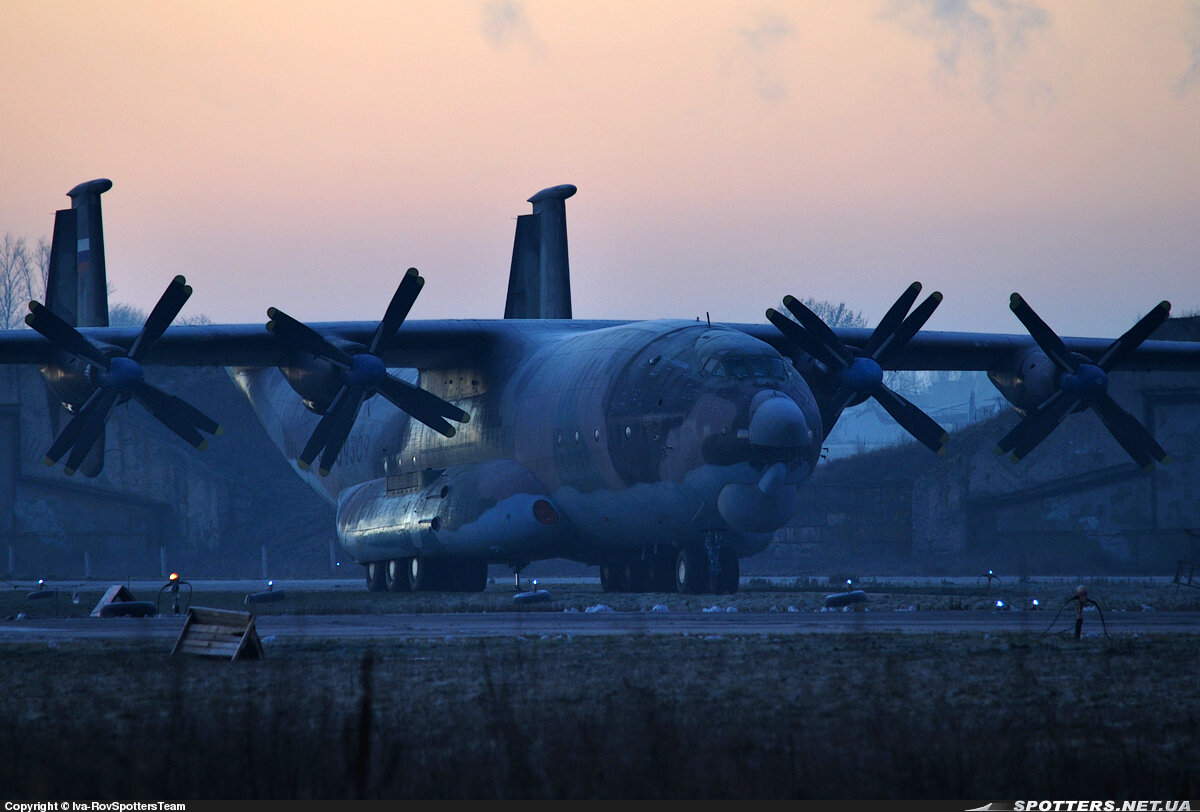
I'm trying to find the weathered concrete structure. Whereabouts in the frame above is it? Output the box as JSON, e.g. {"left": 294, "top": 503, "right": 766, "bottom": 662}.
{"left": 0, "top": 365, "right": 334, "bottom": 580}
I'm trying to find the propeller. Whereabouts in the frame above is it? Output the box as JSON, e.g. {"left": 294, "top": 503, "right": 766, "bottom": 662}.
{"left": 995, "top": 294, "right": 1171, "bottom": 469}
{"left": 266, "top": 267, "right": 470, "bottom": 476}
{"left": 26, "top": 275, "right": 223, "bottom": 475}
{"left": 766, "top": 282, "right": 949, "bottom": 454}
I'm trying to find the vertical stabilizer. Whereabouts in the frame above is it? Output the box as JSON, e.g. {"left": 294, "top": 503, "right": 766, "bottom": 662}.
{"left": 45, "top": 208, "right": 78, "bottom": 323}
{"left": 40, "top": 179, "right": 113, "bottom": 477}
{"left": 503, "top": 184, "right": 575, "bottom": 319}
{"left": 45, "top": 178, "right": 112, "bottom": 327}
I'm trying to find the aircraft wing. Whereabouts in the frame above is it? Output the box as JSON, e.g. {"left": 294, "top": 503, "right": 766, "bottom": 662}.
{"left": 741, "top": 285, "right": 1199, "bottom": 467}
{"left": 0, "top": 318, "right": 625, "bottom": 369}
{"left": 741, "top": 323, "right": 1200, "bottom": 372}
{"left": 0, "top": 308, "right": 627, "bottom": 476}
{"left": 4, "top": 318, "right": 1199, "bottom": 373}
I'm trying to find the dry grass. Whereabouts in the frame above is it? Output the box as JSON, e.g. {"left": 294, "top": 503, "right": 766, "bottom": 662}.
{"left": 0, "top": 632, "right": 1197, "bottom": 798}
{"left": 2, "top": 577, "right": 1198, "bottom": 799}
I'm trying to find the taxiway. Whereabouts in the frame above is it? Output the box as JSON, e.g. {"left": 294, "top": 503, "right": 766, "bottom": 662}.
{"left": 0, "top": 607, "right": 1195, "bottom": 644}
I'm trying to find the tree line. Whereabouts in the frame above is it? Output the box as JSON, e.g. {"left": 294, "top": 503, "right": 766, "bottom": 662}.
{"left": 0, "top": 232, "right": 208, "bottom": 328}
{"left": 0, "top": 233, "right": 49, "bottom": 330}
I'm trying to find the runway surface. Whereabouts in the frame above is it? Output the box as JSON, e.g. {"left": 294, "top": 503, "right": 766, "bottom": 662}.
{"left": 1, "top": 608, "right": 1196, "bottom": 643}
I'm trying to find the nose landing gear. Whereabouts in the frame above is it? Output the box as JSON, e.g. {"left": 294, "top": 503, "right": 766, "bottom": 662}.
{"left": 597, "top": 534, "right": 740, "bottom": 595}
{"left": 675, "top": 532, "right": 739, "bottom": 595}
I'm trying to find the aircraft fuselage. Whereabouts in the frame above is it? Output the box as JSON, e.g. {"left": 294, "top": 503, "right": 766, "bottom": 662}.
{"left": 231, "top": 319, "right": 823, "bottom": 574}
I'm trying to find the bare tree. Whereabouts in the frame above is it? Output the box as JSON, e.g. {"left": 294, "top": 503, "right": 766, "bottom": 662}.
{"left": 798, "top": 298, "right": 867, "bottom": 328}
{"left": 0, "top": 233, "right": 36, "bottom": 330}
{"left": 776, "top": 297, "right": 868, "bottom": 329}
{"left": 109, "top": 302, "right": 148, "bottom": 326}
{"left": 774, "top": 296, "right": 944, "bottom": 392}
{"left": 109, "top": 293, "right": 211, "bottom": 327}
{"left": 35, "top": 237, "right": 50, "bottom": 298}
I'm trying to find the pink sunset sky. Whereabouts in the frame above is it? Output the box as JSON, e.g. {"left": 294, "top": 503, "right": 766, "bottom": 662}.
{"left": 2, "top": 1, "right": 1198, "bottom": 339}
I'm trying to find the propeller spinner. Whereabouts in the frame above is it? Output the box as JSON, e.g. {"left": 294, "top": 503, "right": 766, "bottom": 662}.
{"left": 26, "top": 275, "right": 223, "bottom": 475}
{"left": 766, "top": 282, "right": 949, "bottom": 454}
{"left": 266, "top": 268, "right": 470, "bottom": 476}
{"left": 996, "top": 294, "right": 1171, "bottom": 470}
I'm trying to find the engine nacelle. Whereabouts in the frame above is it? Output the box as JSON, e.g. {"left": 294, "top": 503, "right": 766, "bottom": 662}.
{"left": 336, "top": 458, "right": 565, "bottom": 564}
{"left": 987, "top": 347, "right": 1093, "bottom": 414}
{"left": 37, "top": 343, "right": 125, "bottom": 412}
{"left": 277, "top": 338, "right": 364, "bottom": 414}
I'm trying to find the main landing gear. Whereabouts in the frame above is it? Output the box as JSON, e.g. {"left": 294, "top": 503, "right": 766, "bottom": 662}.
{"left": 600, "top": 546, "right": 676, "bottom": 593}
{"left": 363, "top": 556, "right": 487, "bottom": 593}
{"left": 600, "top": 533, "right": 739, "bottom": 595}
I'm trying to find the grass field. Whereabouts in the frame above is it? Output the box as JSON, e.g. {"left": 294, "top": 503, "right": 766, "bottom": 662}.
{"left": 2, "top": 578, "right": 1198, "bottom": 800}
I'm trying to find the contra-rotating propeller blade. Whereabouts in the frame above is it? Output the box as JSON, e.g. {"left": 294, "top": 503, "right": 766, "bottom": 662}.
{"left": 995, "top": 294, "right": 1171, "bottom": 469}
{"left": 267, "top": 268, "right": 470, "bottom": 476}
{"left": 26, "top": 275, "right": 223, "bottom": 475}
{"left": 25, "top": 302, "right": 113, "bottom": 369}
{"left": 766, "top": 283, "right": 948, "bottom": 454}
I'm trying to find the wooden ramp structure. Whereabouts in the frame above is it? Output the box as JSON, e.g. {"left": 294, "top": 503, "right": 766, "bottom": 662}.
{"left": 171, "top": 606, "right": 264, "bottom": 660}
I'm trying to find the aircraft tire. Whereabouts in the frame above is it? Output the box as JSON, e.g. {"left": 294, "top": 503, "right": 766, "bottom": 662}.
{"left": 675, "top": 544, "right": 709, "bottom": 594}
{"left": 715, "top": 546, "right": 740, "bottom": 594}
{"left": 385, "top": 558, "right": 413, "bottom": 592}
{"left": 408, "top": 556, "right": 437, "bottom": 592}
{"left": 365, "top": 561, "right": 387, "bottom": 592}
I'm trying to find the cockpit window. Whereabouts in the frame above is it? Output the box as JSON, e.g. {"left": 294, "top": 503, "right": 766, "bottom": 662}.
{"left": 694, "top": 328, "right": 791, "bottom": 381}
{"left": 703, "top": 355, "right": 786, "bottom": 379}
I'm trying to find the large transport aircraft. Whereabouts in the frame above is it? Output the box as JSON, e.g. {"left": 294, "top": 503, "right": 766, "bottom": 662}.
{"left": 3, "top": 179, "right": 1198, "bottom": 594}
